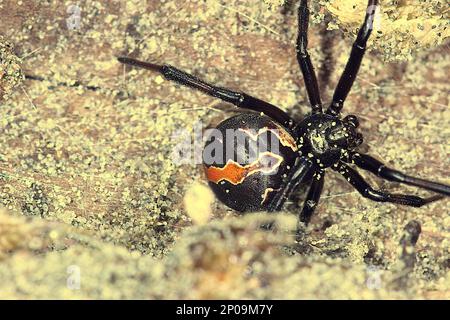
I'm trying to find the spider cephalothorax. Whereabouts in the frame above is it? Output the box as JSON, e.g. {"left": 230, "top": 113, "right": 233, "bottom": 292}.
{"left": 118, "top": 0, "right": 449, "bottom": 224}
{"left": 295, "top": 113, "right": 363, "bottom": 168}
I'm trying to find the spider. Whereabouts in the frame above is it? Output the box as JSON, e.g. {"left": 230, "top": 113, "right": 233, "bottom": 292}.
{"left": 118, "top": 0, "right": 449, "bottom": 224}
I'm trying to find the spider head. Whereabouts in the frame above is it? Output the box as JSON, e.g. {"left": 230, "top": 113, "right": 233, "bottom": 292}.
{"left": 327, "top": 114, "right": 363, "bottom": 150}
{"left": 296, "top": 114, "right": 363, "bottom": 168}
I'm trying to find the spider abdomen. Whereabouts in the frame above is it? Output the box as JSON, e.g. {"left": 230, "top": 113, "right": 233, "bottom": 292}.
{"left": 203, "top": 113, "right": 298, "bottom": 212}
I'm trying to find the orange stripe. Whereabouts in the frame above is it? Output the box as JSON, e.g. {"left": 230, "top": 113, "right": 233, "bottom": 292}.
{"left": 205, "top": 152, "right": 283, "bottom": 185}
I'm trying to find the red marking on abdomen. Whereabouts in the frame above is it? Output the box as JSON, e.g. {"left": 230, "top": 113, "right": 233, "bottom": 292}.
{"left": 205, "top": 152, "right": 283, "bottom": 185}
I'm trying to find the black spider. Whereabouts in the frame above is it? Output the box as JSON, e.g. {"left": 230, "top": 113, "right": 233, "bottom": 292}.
{"left": 118, "top": 0, "right": 449, "bottom": 224}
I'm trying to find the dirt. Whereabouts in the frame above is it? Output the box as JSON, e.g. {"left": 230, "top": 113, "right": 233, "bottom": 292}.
{"left": 0, "top": 0, "right": 448, "bottom": 299}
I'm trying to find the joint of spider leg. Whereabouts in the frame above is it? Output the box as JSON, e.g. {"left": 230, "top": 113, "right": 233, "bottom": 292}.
{"left": 376, "top": 165, "right": 386, "bottom": 175}
{"left": 356, "top": 24, "right": 373, "bottom": 44}
{"left": 306, "top": 200, "right": 316, "bottom": 209}
{"left": 327, "top": 101, "right": 343, "bottom": 116}
{"left": 311, "top": 104, "right": 322, "bottom": 114}
{"left": 296, "top": 49, "right": 309, "bottom": 59}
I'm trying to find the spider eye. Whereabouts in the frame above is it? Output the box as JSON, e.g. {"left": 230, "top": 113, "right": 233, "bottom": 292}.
{"left": 326, "top": 127, "right": 346, "bottom": 144}
{"left": 343, "top": 114, "right": 359, "bottom": 128}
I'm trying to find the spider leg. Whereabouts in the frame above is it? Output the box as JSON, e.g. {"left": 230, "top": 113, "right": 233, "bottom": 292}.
{"left": 351, "top": 153, "right": 450, "bottom": 196}
{"left": 326, "top": 0, "right": 379, "bottom": 116}
{"left": 268, "top": 157, "right": 315, "bottom": 212}
{"left": 117, "top": 56, "right": 295, "bottom": 129}
{"left": 297, "top": 0, "right": 322, "bottom": 113}
{"left": 334, "top": 162, "right": 444, "bottom": 207}
{"left": 299, "top": 172, "right": 325, "bottom": 225}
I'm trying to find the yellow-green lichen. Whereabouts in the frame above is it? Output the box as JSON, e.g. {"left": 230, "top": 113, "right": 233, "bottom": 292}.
{"left": 0, "top": 36, "right": 24, "bottom": 101}
{"left": 0, "top": 210, "right": 439, "bottom": 299}
{"left": 0, "top": 0, "right": 447, "bottom": 299}
{"left": 318, "top": 0, "right": 450, "bottom": 61}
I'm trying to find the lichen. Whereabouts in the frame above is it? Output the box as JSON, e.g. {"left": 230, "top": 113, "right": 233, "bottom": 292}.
{"left": 0, "top": 36, "right": 24, "bottom": 101}
{"left": 183, "top": 182, "right": 215, "bottom": 225}
{"left": 0, "top": 210, "right": 431, "bottom": 299}
{"left": 318, "top": 0, "right": 450, "bottom": 61}
{"left": 0, "top": 0, "right": 447, "bottom": 299}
